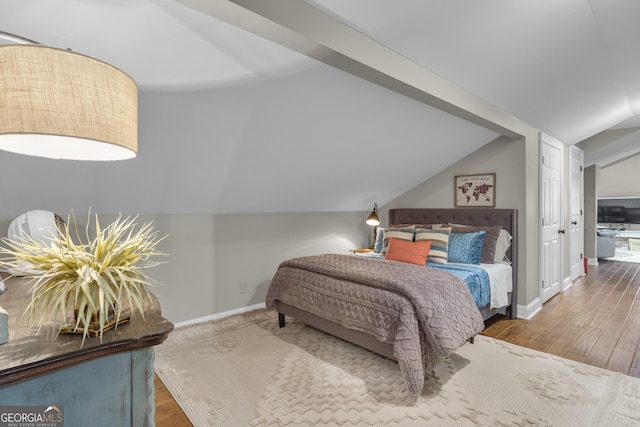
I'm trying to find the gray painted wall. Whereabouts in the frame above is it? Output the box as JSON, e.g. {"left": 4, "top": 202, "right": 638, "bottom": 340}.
{"left": 584, "top": 165, "right": 599, "bottom": 260}
{"left": 598, "top": 153, "right": 640, "bottom": 198}
{"left": 0, "top": 134, "right": 544, "bottom": 323}
{"left": 211, "top": 212, "right": 369, "bottom": 314}
{"left": 384, "top": 136, "right": 530, "bottom": 306}
{"left": 0, "top": 211, "right": 369, "bottom": 323}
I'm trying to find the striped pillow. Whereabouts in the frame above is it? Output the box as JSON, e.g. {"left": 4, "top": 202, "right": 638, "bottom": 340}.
{"left": 415, "top": 228, "right": 451, "bottom": 264}
{"left": 381, "top": 227, "right": 415, "bottom": 254}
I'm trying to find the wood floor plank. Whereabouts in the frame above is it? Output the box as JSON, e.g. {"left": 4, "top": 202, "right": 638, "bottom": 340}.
{"left": 568, "top": 326, "right": 604, "bottom": 357}
{"left": 511, "top": 324, "right": 548, "bottom": 347}
{"left": 155, "top": 375, "right": 192, "bottom": 427}
{"left": 627, "top": 298, "right": 640, "bottom": 324}
{"left": 563, "top": 351, "right": 586, "bottom": 363}
{"left": 544, "top": 325, "right": 583, "bottom": 357}
{"left": 491, "top": 321, "right": 531, "bottom": 342}
{"left": 589, "top": 293, "right": 622, "bottom": 327}
{"left": 631, "top": 350, "right": 640, "bottom": 373}
{"left": 607, "top": 348, "right": 634, "bottom": 374}
{"left": 616, "top": 321, "right": 640, "bottom": 352}
{"left": 482, "top": 318, "right": 518, "bottom": 336}
{"left": 527, "top": 340, "right": 551, "bottom": 353}
{"left": 585, "top": 333, "right": 619, "bottom": 368}
{"left": 572, "top": 306, "right": 599, "bottom": 328}
{"left": 534, "top": 312, "right": 575, "bottom": 345}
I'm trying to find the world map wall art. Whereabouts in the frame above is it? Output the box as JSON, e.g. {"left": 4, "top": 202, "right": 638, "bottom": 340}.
{"left": 455, "top": 173, "right": 496, "bottom": 207}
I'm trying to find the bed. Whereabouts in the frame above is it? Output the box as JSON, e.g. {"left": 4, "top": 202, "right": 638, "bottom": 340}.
{"left": 386, "top": 208, "right": 517, "bottom": 320}
{"left": 266, "top": 208, "right": 517, "bottom": 400}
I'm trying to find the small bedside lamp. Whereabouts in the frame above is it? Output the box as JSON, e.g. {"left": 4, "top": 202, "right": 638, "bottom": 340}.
{"left": 366, "top": 204, "right": 380, "bottom": 226}
{"left": 365, "top": 204, "right": 380, "bottom": 248}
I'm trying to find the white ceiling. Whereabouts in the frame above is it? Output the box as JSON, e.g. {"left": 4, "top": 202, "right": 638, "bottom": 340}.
{"left": 0, "top": 0, "right": 638, "bottom": 215}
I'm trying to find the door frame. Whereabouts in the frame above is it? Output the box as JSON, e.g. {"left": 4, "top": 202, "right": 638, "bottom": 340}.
{"left": 539, "top": 133, "right": 564, "bottom": 304}
{"left": 569, "top": 145, "right": 584, "bottom": 283}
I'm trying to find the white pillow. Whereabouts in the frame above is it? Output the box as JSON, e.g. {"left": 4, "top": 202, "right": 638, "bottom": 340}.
{"left": 494, "top": 229, "right": 513, "bottom": 263}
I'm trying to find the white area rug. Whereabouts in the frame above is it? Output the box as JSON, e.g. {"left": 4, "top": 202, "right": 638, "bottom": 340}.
{"left": 154, "top": 310, "right": 640, "bottom": 426}
{"left": 604, "top": 248, "right": 640, "bottom": 263}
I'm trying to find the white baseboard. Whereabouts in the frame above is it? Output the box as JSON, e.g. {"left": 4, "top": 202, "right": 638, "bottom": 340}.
{"left": 519, "top": 274, "right": 586, "bottom": 321}
{"left": 587, "top": 257, "right": 598, "bottom": 266}
{"left": 176, "top": 295, "right": 545, "bottom": 326}
{"left": 174, "top": 302, "right": 267, "bottom": 329}
{"left": 517, "top": 297, "right": 542, "bottom": 320}
{"left": 563, "top": 276, "right": 574, "bottom": 291}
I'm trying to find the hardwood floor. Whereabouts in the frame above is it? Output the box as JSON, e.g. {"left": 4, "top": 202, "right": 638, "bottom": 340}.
{"left": 153, "top": 259, "right": 640, "bottom": 426}
{"left": 154, "top": 375, "right": 192, "bottom": 426}
{"left": 483, "top": 259, "right": 640, "bottom": 378}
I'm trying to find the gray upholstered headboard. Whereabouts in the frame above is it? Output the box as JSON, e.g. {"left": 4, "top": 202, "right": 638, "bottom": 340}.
{"left": 388, "top": 208, "right": 518, "bottom": 317}
{"left": 388, "top": 207, "right": 517, "bottom": 261}
{"left": 389, "top": 207, "right": 515, "bottom": 236}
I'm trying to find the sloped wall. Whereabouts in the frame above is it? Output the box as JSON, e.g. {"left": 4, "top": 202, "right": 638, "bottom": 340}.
{"left": 383, "top": 135, "right": 530, "bottom": 308}
{"left": 598, "top": 153, "right": 640, "bottom": 198}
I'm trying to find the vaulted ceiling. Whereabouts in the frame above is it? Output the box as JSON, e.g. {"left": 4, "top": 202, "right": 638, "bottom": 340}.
{"left": 1, "top": 0, "right": 638, "bottom": 215}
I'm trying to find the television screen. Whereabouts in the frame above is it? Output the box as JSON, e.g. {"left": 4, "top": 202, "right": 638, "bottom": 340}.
{"left": 598, "top": 198, "right": 640, "bottom": 224}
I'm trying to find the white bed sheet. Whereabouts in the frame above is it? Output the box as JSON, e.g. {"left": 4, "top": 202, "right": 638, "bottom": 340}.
{"left": 444, "top": 261, "right": 512, "bottom": 309}
{"left": 479, "top": 262, "right": 512, "bottom": 309}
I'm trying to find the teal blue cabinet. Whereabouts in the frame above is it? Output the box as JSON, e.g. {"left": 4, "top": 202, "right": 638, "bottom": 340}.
{"left": 0, "top": 277, "right": 173, "bottom": 427}
{"left": 0, "top": 348, "right": 155, "bottom": 427}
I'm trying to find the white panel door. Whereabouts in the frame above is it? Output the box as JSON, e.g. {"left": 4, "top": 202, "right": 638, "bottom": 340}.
{"left": 540, "top": 134, "right": 563, "bottom": 304}
{"left": 569, "top": 146, "right": 584, "bottom": 281}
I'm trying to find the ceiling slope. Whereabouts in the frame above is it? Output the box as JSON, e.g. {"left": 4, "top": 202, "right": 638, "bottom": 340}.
{"left": 305, "top": 0, "right": 640, "bottom": 162}
{"left": 0, "top": 0, "right": 638, "bottom": 215}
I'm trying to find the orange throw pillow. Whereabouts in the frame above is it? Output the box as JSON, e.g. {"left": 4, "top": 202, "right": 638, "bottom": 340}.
{"left": 384, "top": 238, "right": 432, "bottom": 266}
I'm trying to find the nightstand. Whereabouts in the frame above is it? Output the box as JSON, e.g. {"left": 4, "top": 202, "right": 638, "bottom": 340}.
{"left": 349, "top": 248, "right": 373, "bottom": 254}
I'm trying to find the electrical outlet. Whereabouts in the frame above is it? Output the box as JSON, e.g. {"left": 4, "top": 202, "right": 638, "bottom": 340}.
{"left": 239, "top": 281, "right": 248, "bottom": 294}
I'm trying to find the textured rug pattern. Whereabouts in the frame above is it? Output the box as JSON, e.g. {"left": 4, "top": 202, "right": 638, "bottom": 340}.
{"left": 604, "top": 248, "right": 640, "bottom": 263}
{"left": 154, "top": 310, "right": 640, "bottom": 426}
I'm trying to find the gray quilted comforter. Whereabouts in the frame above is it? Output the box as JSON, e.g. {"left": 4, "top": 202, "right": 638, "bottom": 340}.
{"left": 266, "top": 254, "right": 484, "bottom": 399}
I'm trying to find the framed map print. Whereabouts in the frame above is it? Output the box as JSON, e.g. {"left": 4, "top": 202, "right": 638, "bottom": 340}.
{"left": 455, "top": 173, "right": 496, "bottom": 207}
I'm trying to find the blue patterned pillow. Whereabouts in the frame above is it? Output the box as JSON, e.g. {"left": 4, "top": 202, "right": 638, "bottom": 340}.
{"left": 373, "top": 227, "right": 385, "bottom": 253}
{"left": 448, "top": 231, "right": 486, "bottom": 264}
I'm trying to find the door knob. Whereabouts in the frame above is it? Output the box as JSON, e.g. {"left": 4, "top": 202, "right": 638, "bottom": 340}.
{"left": 558, "top": 229, "right": 565, "bottom": 234}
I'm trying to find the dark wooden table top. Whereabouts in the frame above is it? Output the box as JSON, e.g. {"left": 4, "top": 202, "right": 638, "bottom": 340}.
{"left": 0, "top": 275, "right": 173, "bottom": 386}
